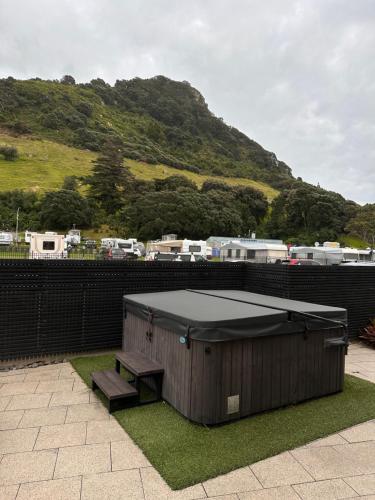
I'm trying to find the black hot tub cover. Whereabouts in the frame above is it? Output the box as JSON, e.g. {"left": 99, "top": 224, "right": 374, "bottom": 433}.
{"left": 123, "top": 289, "right": 347, "bottom": 342}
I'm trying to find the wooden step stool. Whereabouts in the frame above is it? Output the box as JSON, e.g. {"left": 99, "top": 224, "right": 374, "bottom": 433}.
{"left": 91, "top": 369, "right": 138, "bottom": 413}
{"left": 115, "top": 351, "right": 164, "bottom": 404}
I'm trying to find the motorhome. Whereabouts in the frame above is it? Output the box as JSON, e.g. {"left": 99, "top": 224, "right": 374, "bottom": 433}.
{"left": 0, "top": 232, "right": 13, "bottom": 246}
{"left": 65, "top": 229, "right": 81, "bottom": 246}
{"left": 220, "top": 241, "right": 288, "bottom": 263}
{"left": 289, "top": 243, "right": 373, "bottom": 265}
{"left": 146, "top": 238, "right": 207, "bottom": 260}
{"left": 29, "top": 233, "right": 67, "bottom": 259}
{"left": 100, "top": 238, "right": 139, "bottom": 257}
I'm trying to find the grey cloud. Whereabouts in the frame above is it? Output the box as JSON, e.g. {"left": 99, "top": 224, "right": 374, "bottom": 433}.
{"left": 0, "top": 0, "right": 374, "bottom": 202}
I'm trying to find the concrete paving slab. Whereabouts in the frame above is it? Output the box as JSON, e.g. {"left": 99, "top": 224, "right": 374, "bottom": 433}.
{"left": 0, "top": 449, "right": 57, "bottom": 486}
{"left": 35, "top": 379, "right": 74, "bottom": 394}
{"left": 18, "top": 406, "right": 67, "bottom": 428}
{"left": 344, "top": 473, "right": 375, "bottom": 496}
{"left": 238, "top": 485, "right": 300, "bottom": 499}
{"left": 0, "top": 427, "right": 38, "bottom": 454}
{"left": 141, "top": 467, "right": 206, "bottom": 499}
{"left": 65, "top": 402, "right": 110, "bottom": 423}
{"left": 340, "top": 422, "right": 375, "bottom": 443}
{"left": 203, "top": 467, "right": 262, "bottom": 497}
{"left": 0, "top": 374, "right": 26, "bottom": 385}
{"left": 81, "top": 470, "right": 144, "bottom": 500}
{"left": 86, "top": 419, "right": 127, "bottom": 444}
{"left": 111, "top": 439, "right": 150, "bottom": 470}
{"left": 17, "top": 477, "right": 81, "bottom": 500}
{"left": 291, "top": 446, "right": 363, "bottom": 480}
{"left": 307, "top": 434, "right": 348, "bottom": 447}
{"left": 0, "top": 485, "right": 19, "bottom": 499}
{"left": 0, "top": 397, "right": 10, "bottom": 411}
{"left": 24, "top": 370, "right": 61, "bottom": 382}
{"left": 6, "top": 393, "right": 51, "bottom": 411}
{"left": 334, "top": 442, "right": 375, "bottom": 474}
{"left": 0, "top": 381, "right": 38, "bottom": 397}
{"left": 0, "top": 410, "right": 24, "bottom": 430}
{"left": 49, "top": 390, "right": 90, "bottom": 407}
{"left": 251, "top": 451, "right": 314, "bottom": 488}
{"left": 34, "top": 421, "right": 87, "bottom": 450}
{"left": 54, "top": 443, "right": 111, "bottom": 478}
{"left": 292, "top": 478, "right": 358, "bottom": 499}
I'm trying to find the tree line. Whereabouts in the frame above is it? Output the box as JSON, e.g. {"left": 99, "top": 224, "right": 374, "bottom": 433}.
{"left": 0, "top": 141, "right": 373, "bottom": 246}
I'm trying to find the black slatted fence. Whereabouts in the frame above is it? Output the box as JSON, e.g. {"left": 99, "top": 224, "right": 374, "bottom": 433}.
{"left": 245, "top": 264, "right": 375, "bottom": 339}
{"left": 0, "top": 260, "right": 244, "bottom": 360}
{"left": 2, "top": 260, "right": 375, "bottom": 360}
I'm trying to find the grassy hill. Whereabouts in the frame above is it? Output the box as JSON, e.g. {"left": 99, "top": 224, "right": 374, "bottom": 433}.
{"left": 0, "top": 132, "right": 278, "bottom": 200}
{"left": 0, "top": 76, "right": 294, "bottom": 191}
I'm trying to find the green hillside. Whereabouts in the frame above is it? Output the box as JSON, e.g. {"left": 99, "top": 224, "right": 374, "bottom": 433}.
{"left": 0, "top": 132, "right": 278, "bottom": 200}
{"left": 0, "top": 76, "right": 293, "bottom": 190}
{"left": 0, "top": 75, "right": 367, "bottom": 245}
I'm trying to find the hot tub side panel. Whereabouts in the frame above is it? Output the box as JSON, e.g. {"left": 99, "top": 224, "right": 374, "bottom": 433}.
{"left": 123, "top": 313, "right": 345, "bottom": 425}
{"left": 123, "top": 312, "right": 193, "bottom": 418}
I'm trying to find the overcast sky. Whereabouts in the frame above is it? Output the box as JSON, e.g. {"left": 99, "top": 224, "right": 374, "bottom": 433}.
{"left": 1, "top": 0, "right": 374, "bottom": 203}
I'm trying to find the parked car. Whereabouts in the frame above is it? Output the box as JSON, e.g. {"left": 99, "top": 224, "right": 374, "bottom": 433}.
{"left": 97, "top": 247, "right": 128, "bottom": 260}
{"left": 281, "top": 258, "right": 321, "bottom": 266}
{"left": 83, "top": 239, "right": 97, "bottom": 249}
{"left": 152, "top": 252, "right": 205, "bottom": 262}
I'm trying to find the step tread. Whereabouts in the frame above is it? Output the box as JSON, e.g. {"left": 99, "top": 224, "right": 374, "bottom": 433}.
{"left": 92, "top": 369, "right": 138, "bottom": 400}
{"left": 116, "top": 350, "right": 164, "bottom": 377}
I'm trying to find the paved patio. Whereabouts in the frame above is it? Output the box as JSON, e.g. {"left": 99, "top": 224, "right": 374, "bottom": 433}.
{"left": 0, "top": 342, "right": 375, "bottom": 499}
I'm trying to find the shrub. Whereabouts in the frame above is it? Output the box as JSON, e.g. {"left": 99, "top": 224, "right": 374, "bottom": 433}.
{"left": 0, "top": 146, "right": 19, "bottom": 161}
{"left": 360, "top": 319, "right": 375, "bottom": 346}
{"left": 61, "top": 75, "right": 76, "bottom": 85}
{"left": 7, "top": 122, "right": 32, "bottom": 135}
{"left": 42, "top": 111, "right": 64, "bottom": 130}
{"left": 75, "top": 101, "right": 93, "bottom": 117}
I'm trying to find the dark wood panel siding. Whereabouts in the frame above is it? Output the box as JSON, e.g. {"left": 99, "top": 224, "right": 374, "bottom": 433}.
{"left": 124, "top": 313, "right": 345, "bottom": 425}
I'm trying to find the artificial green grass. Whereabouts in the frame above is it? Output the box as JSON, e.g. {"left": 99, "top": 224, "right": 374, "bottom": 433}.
{"left": 71, "top": 354, "right": 375, "bottom": 490}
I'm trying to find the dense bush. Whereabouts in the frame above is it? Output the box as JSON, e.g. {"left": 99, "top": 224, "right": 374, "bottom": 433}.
{"left": 75, "top": 101, "right": 93, "bottom": 117}
{"left": 6, "top": 121, "right": 32, "bottom": 135}
{"left": 39, "top": 189, "right": 94, "bottom": 230}
{"left": 0, "top": 146, "right": 19, "bottom": 161}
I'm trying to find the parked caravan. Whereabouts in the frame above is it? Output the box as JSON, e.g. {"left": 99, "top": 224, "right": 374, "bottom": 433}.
{"left": 146, "top": 239, "right": 207, "bottom": 260}
{"left": 65, "top": 229, "right": 81, "bottom": 246}
{"left": 220, "top": 241, "right": 288, "bottom": 263}
{"left": 290, "top": 245, "right": 373, "bottom": 265}
{"left": 0, "top": 232, "right": 13, "bottom": 246}
{"left": 100, "top": 238, "right": 139, "bottom": 257}
{"left": 24, "top": 230, "right": 38, "bottom": 244}
{"left": 29, "top": 233, "right": 67, "bottom": 259}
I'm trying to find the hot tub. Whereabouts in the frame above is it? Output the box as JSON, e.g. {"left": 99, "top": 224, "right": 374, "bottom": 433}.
{"left": 123, "top": 289, "right": 347, "bottom": 424}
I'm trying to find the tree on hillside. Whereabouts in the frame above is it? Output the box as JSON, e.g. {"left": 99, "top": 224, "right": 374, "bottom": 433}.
{"left": 345, "top": 204, "right": 375, "bottom": 246}
{"left": 62, "top": 176, "right": 78, "bottom": 191}
{"left": 154, "top": 175, "right": 197, "bottom": 192}
{"left": 61, "top": 75, "right": 75, "bottom": 85}
{"left": 266, "top": 185, "right": 352, "bottom": 243}
{"left": 119, "top": 190, "right": 243, "bottom": 240}
{"left": 39, "top": 190, "right": 93, "bottom": 230}
{"left": 0, "top": 190, "right": 40, "bottom": 231}
{"left": 87, "top": 141, "right": 134, "bottom": 213}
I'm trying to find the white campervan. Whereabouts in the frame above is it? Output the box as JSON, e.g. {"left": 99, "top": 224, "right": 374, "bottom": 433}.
{"left": 0, "top": 232, "right": 13, "bottom": 246}
{"left": 146, "top": 239, "right": 207, "bottom": 260}
{"left": 100, "top": 238, "right": 139, "bottom": 257}
{"left": 29, "top": 233, "right": 67, "bottom": 259}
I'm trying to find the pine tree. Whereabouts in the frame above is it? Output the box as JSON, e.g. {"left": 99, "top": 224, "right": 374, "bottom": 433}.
{"left": 88, "top": 140, "right": 133, "bottom": 213}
